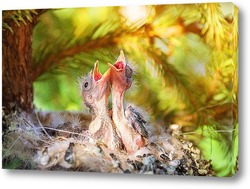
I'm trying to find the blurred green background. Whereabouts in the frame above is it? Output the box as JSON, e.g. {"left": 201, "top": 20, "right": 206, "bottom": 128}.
{"left": 31, "top": 3, "right": 238, "bottom": 176}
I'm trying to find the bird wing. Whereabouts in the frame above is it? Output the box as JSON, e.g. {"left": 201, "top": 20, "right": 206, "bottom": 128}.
{"left": 133, "top": 120, "right": 149, "bottom": 138}
{"left": 125, "top": 106, "right": 149, "bottom": 138}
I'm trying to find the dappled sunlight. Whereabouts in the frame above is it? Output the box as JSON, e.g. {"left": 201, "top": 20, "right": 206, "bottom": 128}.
{"left": 121, "top": 6, "right": 153, "bottom": 27}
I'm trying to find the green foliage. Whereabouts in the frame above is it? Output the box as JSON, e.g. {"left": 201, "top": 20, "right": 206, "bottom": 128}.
{"left": 2, "top": 10, "right": 38, "bottom": 32}
{"left": 30, "top": 3, "right": 238, "bottom": 176}
{"left": 187, "top": 123, "right": 238, "bottom": 176}
{"left": 3, "top": 157, "right": 23, "bottom": 169}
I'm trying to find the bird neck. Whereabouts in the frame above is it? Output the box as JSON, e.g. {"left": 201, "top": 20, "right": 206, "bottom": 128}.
{"left": 92, "top": 97, "right": 109, "bottom": 118}
{"left": 112, "top": 90, "right": 126, "bottom": 122}
{"left": 89, "top": 97, "right": 110, "bottom": 134}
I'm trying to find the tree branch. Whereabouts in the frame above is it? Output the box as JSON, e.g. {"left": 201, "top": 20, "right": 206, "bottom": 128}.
{"left": 32, "top": 34, "right": 118, "bottom": 81}
{"left": 32, "top": 20, "right": 202, "bottom": 81}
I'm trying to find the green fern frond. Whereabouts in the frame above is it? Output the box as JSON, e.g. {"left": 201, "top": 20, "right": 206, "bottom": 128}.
{"left": 200, "top": 3, "right": 229, "bottom": 50}
{"left": 2, "top": 22, "right": 14, "bottom": 33}
{"left": 2, "top": 10, "right": 38, "bottom": 33}
{"left": 232, "top": 6, "right": 238, "bottom": 51}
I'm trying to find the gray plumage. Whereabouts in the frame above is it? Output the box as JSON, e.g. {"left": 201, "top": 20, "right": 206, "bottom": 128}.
{"left": 125, "top": 105, "right": 149, "bottom": 138}
{"left": 64, "top": 142, "right": 75, "bottom": 164}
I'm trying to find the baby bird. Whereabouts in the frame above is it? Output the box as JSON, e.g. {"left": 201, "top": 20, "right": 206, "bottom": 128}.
{"left": 108, "top": 50, "right": 148, "bottom": 153}
{"left": 80, "top": 61, "right": 122, "bottom": 150}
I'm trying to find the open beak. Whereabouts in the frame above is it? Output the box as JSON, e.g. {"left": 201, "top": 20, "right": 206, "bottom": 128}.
{"left": 108, "top": 50, "right": 126, "bottom": 72}
{"left": 117, "top": 50, "right": 126, "bottom": 64}
{"left": 108, "top": 62, "right": 123, "bottom": 84}
{"left": 93, "top": 61, "right": 102, "bottom": 82}
{"left": 101, "top": 68, "right": 111, "bottom": 83}
{"left": 92, "top": 60, "right": 110, "bottom": 91}
{"left": 108, "top": 50, "right": 133, "bottom": 90}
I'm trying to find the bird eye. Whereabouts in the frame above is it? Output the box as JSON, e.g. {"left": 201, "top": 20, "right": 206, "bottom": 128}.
{"left": 84, "top": 82, "right": 88, "bottom": 88}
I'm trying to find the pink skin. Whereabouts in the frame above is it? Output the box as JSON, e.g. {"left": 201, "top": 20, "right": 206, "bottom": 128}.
{"left": 81, "top": 61, "right": 121, "bottom": 150}
{"left": 108, "top": 50, "right": 145, "bottom": 153}
{"left": 81, "top": 61, "right": 110, "bottom": 112}
{"left": 92, "top": 61, "right": 110, "bottom": 98}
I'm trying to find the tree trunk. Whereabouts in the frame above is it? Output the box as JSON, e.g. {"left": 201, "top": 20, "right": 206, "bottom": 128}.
{"left": 2, "top": 11, "right": 41, "bottom": 113}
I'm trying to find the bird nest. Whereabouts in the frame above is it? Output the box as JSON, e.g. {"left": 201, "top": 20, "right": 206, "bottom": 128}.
{"left": 2, "top": 107, "right": 214, "bottom": 176}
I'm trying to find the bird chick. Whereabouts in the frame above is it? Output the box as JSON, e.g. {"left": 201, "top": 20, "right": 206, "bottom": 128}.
{"left": 108, "top": 50, "right": 148, "bottom": 153}
{"left": 80, "top": 61, "right": 122, "bottom": 150}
